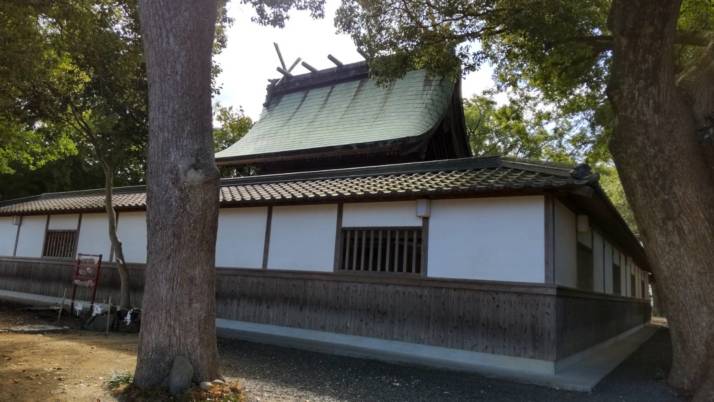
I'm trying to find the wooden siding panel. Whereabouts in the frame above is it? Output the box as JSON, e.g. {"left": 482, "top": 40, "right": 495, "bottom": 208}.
{"left": 0, "top": 258, "right": 649, "bottom": 362}
{"left": 555, "top": 289, "right": 651, "bottom": 359}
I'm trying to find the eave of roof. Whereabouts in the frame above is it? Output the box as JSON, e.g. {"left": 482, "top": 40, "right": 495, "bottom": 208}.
{"left": 0, "top": 156, "right": 647, "bottom": 270}
{"left": 0, "top": 156, "right": 581, "bottom": 214}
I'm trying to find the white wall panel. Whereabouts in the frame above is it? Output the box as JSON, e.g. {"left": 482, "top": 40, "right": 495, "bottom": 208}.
{"left": 342, "top": 201, "right": 422, "bottom": 227}
{"left": 116, "top": 211, "right": 147, "bottom": 263}
{"left": 554, "top": 200, "right": 577, "bottom": 287}
{"left": 0, "top": 217, "right": 18, "bottom": 256}
{"left": 48, "top": 214, "right": 79, "bottom": 230}
{"left": 427, "top": 196, "right": 545, "bottom": 283}
{"left": 216, "top": 207, "right": 268, "bottom": 268}
{"left": 76, "top": 213, "right": 112, "bottom": 259}
{"left": 15, "top": 215, "right": 47, "bottom": 258}
{"left": 267, "top": 204, "right": 338, "bottom": 271}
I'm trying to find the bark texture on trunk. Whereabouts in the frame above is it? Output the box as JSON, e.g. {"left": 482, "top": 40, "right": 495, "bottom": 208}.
{"left": 102, "top": 162, "right": 131, "bottom": 310}
{"left": 135, "top": 0, "right": 220, "bottom": 388}
{"left": 608, "top": 1, "right": 714, "bottom": 400}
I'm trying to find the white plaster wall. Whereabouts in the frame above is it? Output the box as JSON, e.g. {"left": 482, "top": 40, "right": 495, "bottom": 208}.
{"left": 15, "top": 215, "right": 47, "bottom": 258}
{"left": 76, "top": 213, "right": 112, "bottom": 258}
{"left": 554, "top": 200, "right": 577, "bottom": 287}
{"left": 216, "top": 207, "right": 268, "bottom": 268}
{"left": 427, "top": 196, "right": 545, "bottom": 283}
{"left": 267, "top": 204, "right": 338, "bottom": 271}
{"left": 116, "top": 211, "right": 147, "bottom": 263}
{"left": 48, "top": 214, "right": 79, "bottom": 230}
{"left": 592, "top": 231, "right": 605, "bottom": 293}
{"left": 0, "top": 217, "right": 18, "bottom": 256}
{"left": 342, "top": 201, "right": 422, "bottom": 227}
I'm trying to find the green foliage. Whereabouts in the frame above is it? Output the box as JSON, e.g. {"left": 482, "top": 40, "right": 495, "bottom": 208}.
{"left": 0, "top": 0, "right": 147, "bottom": 188}
{"left": 106, "top": 370, "right": 134, "bottom": 390}
{"left": 213, "top": 104, "right": 253, "bottom": 152}
{"left": 465, "top": 94, "right": 569, "bottom": 162}
{"left": 596, "top": 165, "right": 637, "bottom": 234}
{"left": 0, "top": 0, "right": 232, "bottom": 200}
{"left": 241, "top": 0, "right": 325, "bottom": 27}
{"left": 464, "top": 92, "right": 637, "bottom": 233}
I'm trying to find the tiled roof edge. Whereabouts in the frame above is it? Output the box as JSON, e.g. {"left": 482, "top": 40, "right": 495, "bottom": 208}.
{"left": 0, "top": 156, "right": 581, "bottom": 207}
{"left": 500, "top": 158, "right": 574, "bottom": 177}
{"left": 221, "top": 156, "right": 504, "bottom": 186}
{"left": 0, "top": 185, "right": 147, "bottom": 206}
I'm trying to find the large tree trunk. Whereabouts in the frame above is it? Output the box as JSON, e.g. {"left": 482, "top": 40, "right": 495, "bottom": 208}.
{"left": 101, "top": 162, "right": 131, "bottom": 310}
{"left": 134, "top": 0, "right": 220, "bottom": 389}
{"left": 608, "top": 1, "right": 714, "bottom": 400}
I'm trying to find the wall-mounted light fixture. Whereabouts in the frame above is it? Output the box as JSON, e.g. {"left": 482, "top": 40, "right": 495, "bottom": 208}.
{"left": 416, "top": 199, "right": 431, "bottom": 218}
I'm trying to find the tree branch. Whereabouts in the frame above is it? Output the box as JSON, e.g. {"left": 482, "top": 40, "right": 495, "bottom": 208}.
{"left": 576, "top": 30, "right": 713, "bottom": 54}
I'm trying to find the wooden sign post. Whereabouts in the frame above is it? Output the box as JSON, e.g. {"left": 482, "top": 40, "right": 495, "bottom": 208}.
{"left": 69, "top": 253, "right": 103, "bottom": 314}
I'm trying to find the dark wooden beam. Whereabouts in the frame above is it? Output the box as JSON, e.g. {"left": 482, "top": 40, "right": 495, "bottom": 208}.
{"left": 262, "top": 206, "right": 273, "bottom": 269}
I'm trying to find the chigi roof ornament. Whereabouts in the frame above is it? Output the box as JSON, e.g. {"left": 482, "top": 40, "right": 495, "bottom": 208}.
{"left": 273, "top": 42, "right": 301, "bottom": 83}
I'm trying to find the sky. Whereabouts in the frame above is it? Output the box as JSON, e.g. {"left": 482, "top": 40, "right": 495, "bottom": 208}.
{"left": 213, "top": 0, "right": 498, "bottom": 120}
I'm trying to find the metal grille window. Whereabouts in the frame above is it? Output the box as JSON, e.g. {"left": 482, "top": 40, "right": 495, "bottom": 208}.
{"left": 339, "top": 228, "right": 423, "bottom": 274}
{"left": 43, "top": 230, "right": 78, "bottom": 258}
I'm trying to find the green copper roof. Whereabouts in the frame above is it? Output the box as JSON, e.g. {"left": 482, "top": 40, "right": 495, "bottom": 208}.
{"left": 215, "top": 69, "right": 454, "bottom": 161}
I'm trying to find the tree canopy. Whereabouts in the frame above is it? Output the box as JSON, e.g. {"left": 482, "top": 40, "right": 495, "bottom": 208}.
{"left": 213, "top": 104, "right": 253, "bottom": 153}
{"left": 0, "top": 0, "right": 234, "bottom": 201}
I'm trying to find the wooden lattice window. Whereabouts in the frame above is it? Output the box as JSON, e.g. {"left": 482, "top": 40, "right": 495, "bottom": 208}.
{"left": 339, "top": 228, "right": 423, "bottom": 275}
{"left": 43, "top": 230, "right": 78, "bottom": 258}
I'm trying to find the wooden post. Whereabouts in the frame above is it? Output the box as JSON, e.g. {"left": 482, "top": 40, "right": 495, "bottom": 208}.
{"left": 106, "top": 296, "right": 112, "bottom": 336}
{"left": 56, "top": 288, "right": 67, "bottom": 324}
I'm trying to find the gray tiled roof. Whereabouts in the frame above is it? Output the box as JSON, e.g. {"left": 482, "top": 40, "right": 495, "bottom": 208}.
{"left": 215, "top": 68, "right": 453, "bottom": 160}
{"left": 0, "top": 157, "right": 591, "bottom": 216}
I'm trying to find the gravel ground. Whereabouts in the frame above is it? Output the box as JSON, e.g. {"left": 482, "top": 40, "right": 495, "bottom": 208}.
{"left": 0, "top": 303, "right": 682, "bottom": 401}
{"left": 218, "top": 328, "right": 683, "bottom": 402}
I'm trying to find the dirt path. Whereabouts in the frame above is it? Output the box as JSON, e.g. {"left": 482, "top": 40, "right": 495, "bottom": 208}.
{"left": 0, "top": 305, "right": 137, "bottom": 402}
{"left": 0, "top": 331, "right": 137, "bottom": 402}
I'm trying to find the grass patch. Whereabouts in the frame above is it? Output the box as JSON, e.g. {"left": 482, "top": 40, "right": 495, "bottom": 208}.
{"left": 107, "top": 374, "right": 245, "bottom": 402}
{"left": 107, "top": 371, "right": 134, "bottom": 390}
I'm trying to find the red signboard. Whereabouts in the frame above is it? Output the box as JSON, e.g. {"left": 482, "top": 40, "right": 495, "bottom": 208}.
{"left": 70, "top": 253, "right": 103, "bottom": 313}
